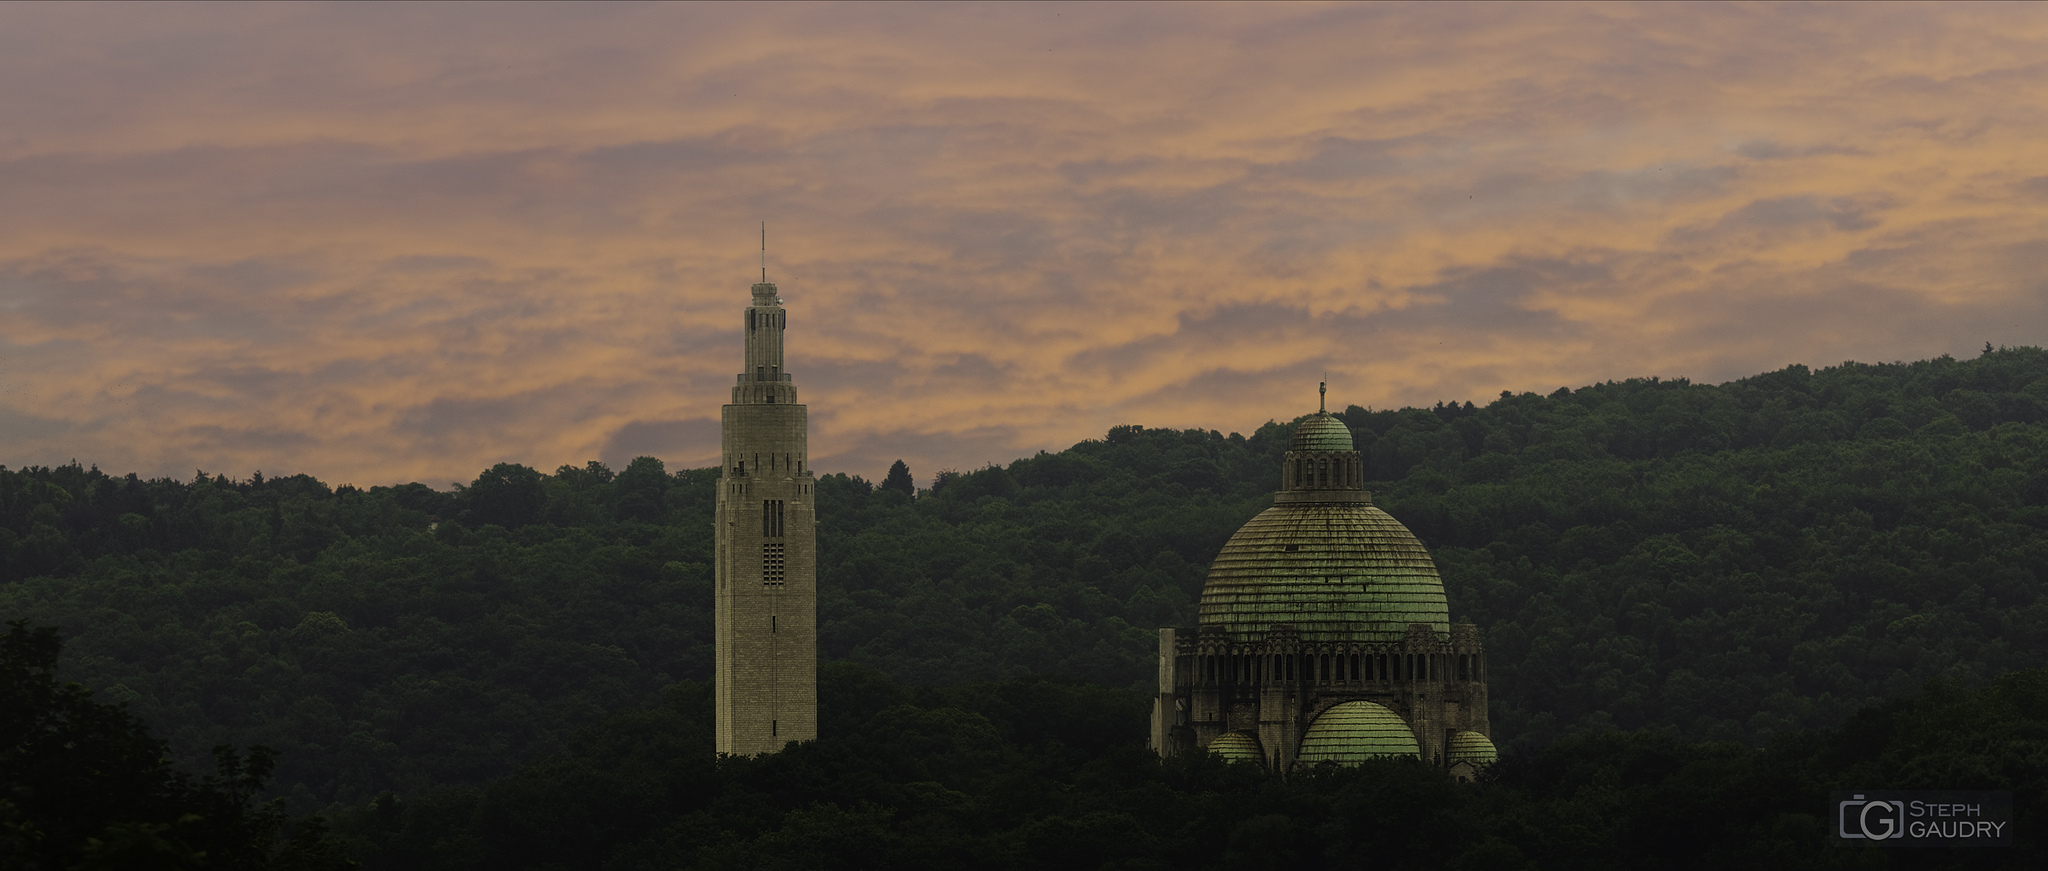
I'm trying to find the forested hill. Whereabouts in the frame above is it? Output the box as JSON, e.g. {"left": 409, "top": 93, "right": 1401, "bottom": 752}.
{"left": 4, "top": 346, "right": 2047, "bottom": 810}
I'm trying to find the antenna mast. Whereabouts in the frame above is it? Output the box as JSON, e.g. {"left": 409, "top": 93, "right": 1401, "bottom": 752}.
{"left": 761, "top": 221, "right": 767, "bottom": 283}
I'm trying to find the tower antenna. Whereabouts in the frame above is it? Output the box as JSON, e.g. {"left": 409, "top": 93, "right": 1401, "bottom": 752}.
{"left": 761, "top": 221, "right": 767, "bottom": 283}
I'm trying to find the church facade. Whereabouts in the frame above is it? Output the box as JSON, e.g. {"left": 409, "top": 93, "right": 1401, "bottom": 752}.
{"left": 1151, "top": 394, "right": 1498, "bottom": 777}
{"left": 714, "top": 277, "right": 819, "bottom": 755}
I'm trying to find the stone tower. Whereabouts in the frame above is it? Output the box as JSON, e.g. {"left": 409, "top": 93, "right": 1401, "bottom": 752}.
{"left": 714, "top": 276, "right": 818, "bottom": 755}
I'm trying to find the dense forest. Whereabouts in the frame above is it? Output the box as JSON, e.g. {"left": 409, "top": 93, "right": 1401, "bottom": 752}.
{"left": 3, "top": 346, "right": 2046, "bottom": 823}
{"left": 19, "top": 617, "right": 2040, "bottom": 868}
{"left": 323, "top": 664, "right": 2045, "bottom": 870}
{"left": 3, "top": 621, "right": 353, "bottom": 871}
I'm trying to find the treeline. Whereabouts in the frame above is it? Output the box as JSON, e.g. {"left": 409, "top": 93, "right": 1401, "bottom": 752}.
{"left": 328, "top": 663, "right": 2048, "bottom": 870}
{"left": 2, "top": 347, "right": 2047, "bottom": 811}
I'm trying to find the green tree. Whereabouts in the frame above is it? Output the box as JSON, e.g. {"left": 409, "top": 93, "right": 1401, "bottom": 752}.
{"left": 880, "top": 460, "right": 914, "bottom": 497}
{"left": 0, "top": 621, "right": 351, "bottom": 870}
{"left": 464, "top": 463, "right": 546, "bottom": 529}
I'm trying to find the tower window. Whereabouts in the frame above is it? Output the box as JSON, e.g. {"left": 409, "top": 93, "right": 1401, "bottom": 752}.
{"left": 772, "top": 719, "right": 777, "bottom": 736}
{"left": 763, "top": 543, "right": 785, "bottom": 585}
{"left": 763, "top": 499, "right": 785, "bottom": 537}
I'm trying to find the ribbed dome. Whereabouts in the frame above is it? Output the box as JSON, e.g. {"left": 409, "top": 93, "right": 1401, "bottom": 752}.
{"left": 1207, "top": 731, "right": 1264, "bottom": 764}
{"left": 1290, "top": 413, "right": 1354, "bottom": 451}
{"left": 1297, "top": 701, "right": 1420, "bottom": 764}
{"left": 1197, "top": 503, "right": 1450, "bottom": 643}
{"left": 1446, "top": 731, "right": 1497, "bottom": 767}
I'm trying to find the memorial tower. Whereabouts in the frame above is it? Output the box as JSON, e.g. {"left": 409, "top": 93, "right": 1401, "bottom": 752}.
{"left": 713, "top": 253, "right": 818, "bottom": 755}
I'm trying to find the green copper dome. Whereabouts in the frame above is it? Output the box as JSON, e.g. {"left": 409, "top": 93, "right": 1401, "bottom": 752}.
{"left": 1297, "top": 701, "right": 1420, "bottom": 764}
{"left": 1447, "top": 731, "right": 1497, "bottom": 767}
{"left": 1291, "top": 414, "right": 1354, "bottom": 451}
{"left": 1197, "top": 502, "right": 1451, "bottom": 643}
{"left": 1207, "top": 731, "right": 1264, "bottom": 764}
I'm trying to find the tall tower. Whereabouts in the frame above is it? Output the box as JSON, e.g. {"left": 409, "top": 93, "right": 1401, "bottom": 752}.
{"left": 714, "top": 273, "right": 818, "bottom": 755}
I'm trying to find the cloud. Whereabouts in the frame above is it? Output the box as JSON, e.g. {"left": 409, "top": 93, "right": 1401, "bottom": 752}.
{"left": 601, "top": 418, "right": 722, "bottom": 471}
{"left": 0, "top": 2, "right": 2045, "bottom": 485}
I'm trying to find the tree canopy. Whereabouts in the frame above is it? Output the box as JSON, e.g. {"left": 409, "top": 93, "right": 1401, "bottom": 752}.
{"left": 2, "top": 345, "right": 2046, "bottom": 813}
{"left": 327, "top": 662, "right": 2048, "bottom": 870}
{"left": 0, "top": 621, "right": 350, "bottom": 870}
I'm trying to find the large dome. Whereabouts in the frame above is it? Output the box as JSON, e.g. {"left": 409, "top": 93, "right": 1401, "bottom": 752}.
{"left": 1197, "top": 502, "right": 1450, "bottom": 643}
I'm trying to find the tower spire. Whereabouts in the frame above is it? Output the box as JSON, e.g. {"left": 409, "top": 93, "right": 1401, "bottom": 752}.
{"left": 761, "top": 221, "right": 767, "bottom": 283}
{"left": 1319, "top": 376, "right": 1327, "bottom": 413}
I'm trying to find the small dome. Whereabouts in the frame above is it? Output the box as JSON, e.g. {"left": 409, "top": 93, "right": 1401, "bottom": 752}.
{"left": 1290, "top": 414, "right": 1354, "bottom": 452}
{"left": 1207, "top": 731, "right": 1263, "bottom": 764}
{"left": 1446, "top": 730, "right": 1497, "bottom": 767}
{"left": 1297, "top": 701, "right": 1419, "bottom": 764}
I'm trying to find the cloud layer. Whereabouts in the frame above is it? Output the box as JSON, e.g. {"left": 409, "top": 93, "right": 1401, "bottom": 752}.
{"left": 3, "top": 2, "right": 2045, "bottom": 486}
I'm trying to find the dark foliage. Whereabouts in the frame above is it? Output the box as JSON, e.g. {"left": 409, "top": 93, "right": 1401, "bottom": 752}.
{"left": 3, "top": 347, "right": 2047, "bottom": 811}
{"left": 881, "top": 460, "right": 915, "bottom": 497}
{"left": 0, "top": 621, "right": 350, "bottom": 870}
{"left": 331, "top": 664, "right": 2047, "bottom": 870}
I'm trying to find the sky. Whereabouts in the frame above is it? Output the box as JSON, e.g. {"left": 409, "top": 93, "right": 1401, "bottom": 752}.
{"left": 3, "top": 1, "right": 2046, "bottom": 488}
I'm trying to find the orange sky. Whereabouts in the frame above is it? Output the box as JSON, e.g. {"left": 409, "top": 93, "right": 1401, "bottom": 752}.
{"left": 2, "top": 1, "right": 2045, "bottom": 486}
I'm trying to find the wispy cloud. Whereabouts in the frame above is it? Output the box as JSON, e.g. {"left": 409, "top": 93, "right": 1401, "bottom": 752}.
{"left": 1, "top": 1, "right": 2045, "bottom": 486}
